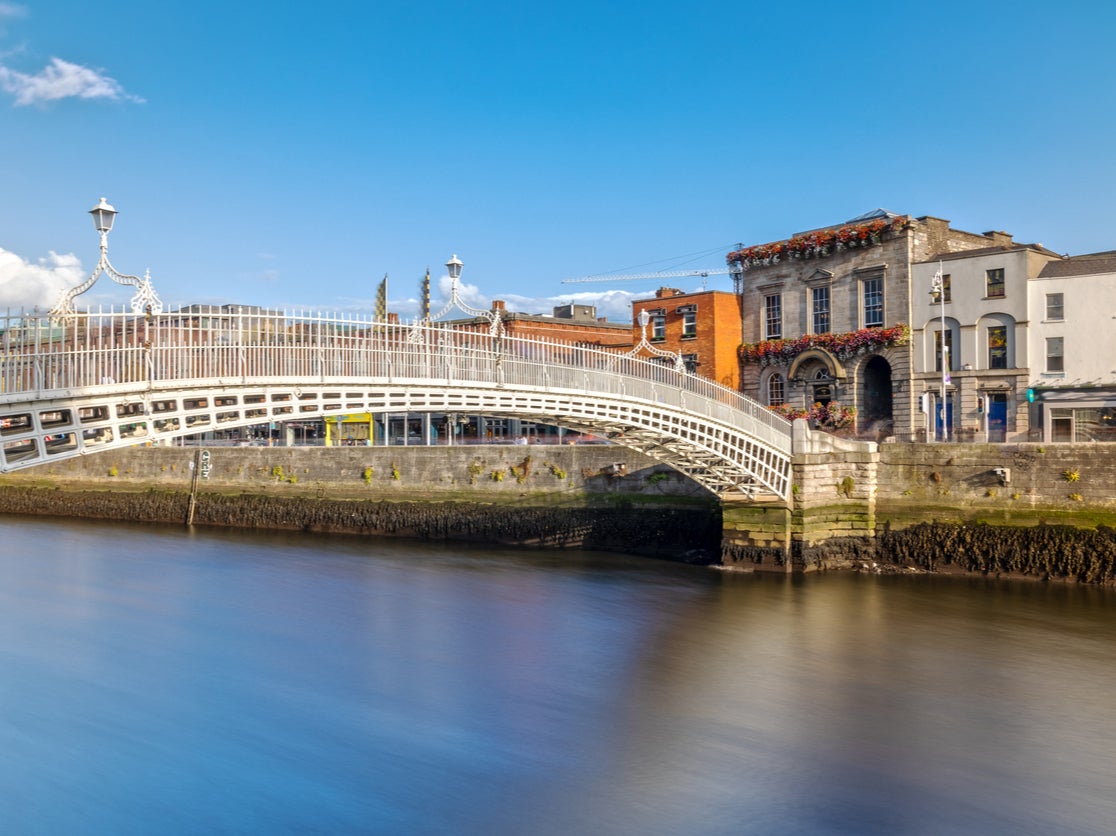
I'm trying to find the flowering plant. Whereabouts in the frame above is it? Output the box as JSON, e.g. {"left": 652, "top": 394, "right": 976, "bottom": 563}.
{"left": 770, "top": 401, "right": 857, "bottom": 430}
{"left": 727, "top": 217, "right": 907, "bottom": 269}
{"left": 739, "top": 323, "right": 910, "bottom": 364}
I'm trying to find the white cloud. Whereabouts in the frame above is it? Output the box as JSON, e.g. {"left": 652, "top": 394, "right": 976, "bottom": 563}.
{"left": 0, "top": 247, "right": 85, "bottom": 309}
{"left": 436, "top": 273, "right": 488, "bottom": 312}
{"left": 0, "top": 56, "right": 143, "bottom": 106}
{"left": 424, "top": 276, "right": 638, "bottom": 323}
{"left": 0, "top": 3, "right": 27, "bottom": 20}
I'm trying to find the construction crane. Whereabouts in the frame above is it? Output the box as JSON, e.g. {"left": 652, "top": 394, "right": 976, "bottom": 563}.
{"left": 561, "top": 267, "right": 733, "bottom": 284}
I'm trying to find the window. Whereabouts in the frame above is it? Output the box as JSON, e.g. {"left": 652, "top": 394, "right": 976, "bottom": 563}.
{"left": 681, "top": 309, "right": 697, "bottom": 338}
{"left": 934, "top": 329, "right": 954, "bottom": 372}
{"left": 988, "top": 325, "right": 1008, "bottom": 369}
{"left": 1046, "top": 337, "right": 1064, "bottom": 373}
{"left": 651, "top": 314, "right": 665, "bottom": 341}
{"left": 1048, "top": 407, "right": 1116, "bottom": 442}
{"left": 811, "top": 286, "right": 830, "bottom": 334}
{"left": 767, "top": 373, "right": 785, "bottom": 406}
{"left": 862, "top": 277, "right": 883, "bottom": 328}
{"left": 764, "top": 294, "right": 782, "bottom": 339}
{"left": 1046, "top": 293, "right": 1064, "bottom": 321}
{"left": 986, "top": 268, "right": 1005, "bottom": 298}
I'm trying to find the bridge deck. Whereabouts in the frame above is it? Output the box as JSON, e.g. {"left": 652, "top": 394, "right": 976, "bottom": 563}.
{"left": 0, "top": 309, "right": 793, "bottom": 497}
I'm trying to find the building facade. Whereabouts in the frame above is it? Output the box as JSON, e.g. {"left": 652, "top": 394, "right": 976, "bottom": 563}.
{"left": 1028, "top": 251, "right": 1116, "bottom": 442}
{"left": 448, "top": 300, "right": 632, "bottom": 346}
{"left": 911, "top": 240, "right": 1060, "bottom": 442}
{"left": 729, "top": 211, "right": 1033, "bottom": 441}
{"left": 631, "top": 287, "right": 743, "bottom": 389}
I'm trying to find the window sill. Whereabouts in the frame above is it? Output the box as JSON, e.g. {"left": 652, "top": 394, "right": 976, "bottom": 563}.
{"left": 681, "top": 334, "right": 697, "bottom": 340}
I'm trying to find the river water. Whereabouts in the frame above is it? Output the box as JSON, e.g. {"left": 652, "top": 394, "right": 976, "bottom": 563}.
{"left": 1, "top": 517, "right": 1115, "bottom": 835}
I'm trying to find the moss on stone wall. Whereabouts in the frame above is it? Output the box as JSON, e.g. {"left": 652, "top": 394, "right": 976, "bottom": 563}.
{"left": 0, "top": 485, "right": 721, "bottom": 564}
{"left": 878, "top": 522, "right": 1116, "bottom": 584}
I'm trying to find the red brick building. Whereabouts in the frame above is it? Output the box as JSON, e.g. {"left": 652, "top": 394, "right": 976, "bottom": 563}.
{"left": 632, "top": 287, "right": 743, "bottom": 390}
{"left": 445, "top": 301, "right": 632, "bottom": 346}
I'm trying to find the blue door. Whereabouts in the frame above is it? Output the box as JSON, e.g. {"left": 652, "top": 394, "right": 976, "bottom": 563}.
{"left": 935, "top": 395, "right": 954, "bottom": 441}
{"left": 988, "top": 394, "right": 1008, "bottom": 442}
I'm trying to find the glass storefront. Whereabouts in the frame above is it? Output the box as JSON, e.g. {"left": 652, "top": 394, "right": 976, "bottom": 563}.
{"left": 1047, "top": 406, "right": 1116, "bottom": 442}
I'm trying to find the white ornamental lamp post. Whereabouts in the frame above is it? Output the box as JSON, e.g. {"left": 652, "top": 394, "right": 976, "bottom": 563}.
{"left": 427, "top": 253, "right": 502, "bottom": 335}
{"left": 446, "top": 253, "right": 463, "bottom": 282}
{"left": 627, "top": 308, "right": 686, "bottom": 373}
{"left": 930, "top": 265, "right": 949, "bottom": 442}
{"left": 50, "top": 198, "right": 163, "bottom": 319}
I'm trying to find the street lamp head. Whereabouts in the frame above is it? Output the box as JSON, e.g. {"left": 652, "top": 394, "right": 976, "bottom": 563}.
{"left": 89, "top": 197, "right": 117, "bottom": 234}
{"left": 637, "top": 309, "right": 650, "bottom": 328}
{"left": 445, "top": 254, "right": 463, "bottom": 281}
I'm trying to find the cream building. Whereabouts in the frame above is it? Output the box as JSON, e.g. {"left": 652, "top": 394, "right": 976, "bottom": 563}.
{"left": 911, "top": 239, "right": 1060, "bottom": 441}
{"left": 1028, "top": 252, "right": 1116, "bottom": 442}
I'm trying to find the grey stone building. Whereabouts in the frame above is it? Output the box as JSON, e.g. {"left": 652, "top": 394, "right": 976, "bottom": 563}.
{"left": 728, "top": 210, "right": 1034, "bottom": 441}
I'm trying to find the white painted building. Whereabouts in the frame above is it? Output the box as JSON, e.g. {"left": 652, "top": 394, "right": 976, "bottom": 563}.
{"left": 911, "top": 236, "right": 1060, "bottom": 442}
{"left": 1028, "top": 252, "right": 1116, "bottom": 442}
{"left": 913, "top": 241, "right": 1116, "bottom": 443}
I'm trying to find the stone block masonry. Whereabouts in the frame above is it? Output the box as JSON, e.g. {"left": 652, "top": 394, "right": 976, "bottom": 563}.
{"left": 0, "top": 445, "right": 724, "bottom": 563}
{"left": 6, "top": 437, "right": 1116, "bottom": 581}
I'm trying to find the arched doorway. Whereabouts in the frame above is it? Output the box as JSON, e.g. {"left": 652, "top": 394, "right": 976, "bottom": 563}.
{"left": 787, "top": 348, "right": 846, "bottom": 409}
{"left": 862, "top": 355, "right": 894, "bottom": 437}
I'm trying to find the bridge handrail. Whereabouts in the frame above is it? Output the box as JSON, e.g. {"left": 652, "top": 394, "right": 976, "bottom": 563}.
{"left": 0, "top": 306, "right": 792, "bottom": 449}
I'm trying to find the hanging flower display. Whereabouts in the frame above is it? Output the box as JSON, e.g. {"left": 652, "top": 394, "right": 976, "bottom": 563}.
{"left": 739, "top": 323, "right": 910, "bottom": 365}
{"left": 727, "top": 216, "right": 908, "bottom": 270}
{"left": 770, "top": 402, "right": 857, "bottom": 429}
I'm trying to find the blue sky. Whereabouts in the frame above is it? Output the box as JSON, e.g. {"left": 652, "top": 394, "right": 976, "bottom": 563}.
{"left": 2, "top": 1, "right": 1114, "bottom": 321}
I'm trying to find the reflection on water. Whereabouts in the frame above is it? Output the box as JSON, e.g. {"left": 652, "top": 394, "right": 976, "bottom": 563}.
{"left": 1, "top": 517, "right": 1114, "bottom": 835}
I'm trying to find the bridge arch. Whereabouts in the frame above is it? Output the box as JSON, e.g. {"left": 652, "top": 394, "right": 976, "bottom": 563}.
{"left": 1, "top": 310, "right": 794, "bottom": 499}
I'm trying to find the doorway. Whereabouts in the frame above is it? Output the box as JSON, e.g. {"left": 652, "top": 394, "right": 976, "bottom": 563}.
{"left": 862, "top": 356, "right": 894, "bottom": 436}
{"left": 987, "top": 393, "right": 1008, "bottom": 442}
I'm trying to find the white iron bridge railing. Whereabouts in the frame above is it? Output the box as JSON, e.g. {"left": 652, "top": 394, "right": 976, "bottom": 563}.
{"left": 0, "top": 307, "right": 793, "bottom": 497}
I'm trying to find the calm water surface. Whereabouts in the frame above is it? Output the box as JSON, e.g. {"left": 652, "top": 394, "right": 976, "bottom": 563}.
{"left": 1, "top": 517, "right": 1115, "bottom": 835}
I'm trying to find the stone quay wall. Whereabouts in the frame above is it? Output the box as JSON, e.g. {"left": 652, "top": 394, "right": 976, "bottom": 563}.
{"left": 0, "top": 444, "right": 723, "bottom": 563}
{"left": 722, "top": 427, "right": 1116, "bottom": 582}
{"left": 6, "top": 436, "right": 1116, "bottom": 581}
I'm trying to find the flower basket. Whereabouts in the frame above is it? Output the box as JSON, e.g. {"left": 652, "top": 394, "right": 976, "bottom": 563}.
{"left": 740, "top": 324, "right": 910, "bottom": 365}
{"left": 728, "top": 216, "right": 907, "bottom": 271}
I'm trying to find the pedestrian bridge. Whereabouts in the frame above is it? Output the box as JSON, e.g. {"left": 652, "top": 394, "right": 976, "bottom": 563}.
{"left": 0, "top": 308, "right": 793, "bottom": 498}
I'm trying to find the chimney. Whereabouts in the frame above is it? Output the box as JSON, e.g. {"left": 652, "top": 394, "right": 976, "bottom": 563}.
{"left": 982, "top": 230, "right": 1014, "bottom": 248}
{"left": 492, "top": 300, "right": 506, "bottom": 312}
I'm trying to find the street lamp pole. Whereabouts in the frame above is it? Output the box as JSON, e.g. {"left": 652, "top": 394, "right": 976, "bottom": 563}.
{"left": 931, "top": 264, "right": 949, "bottom": 442}
{"left": 50, "top": 198, "right": 163, "bottom": 319}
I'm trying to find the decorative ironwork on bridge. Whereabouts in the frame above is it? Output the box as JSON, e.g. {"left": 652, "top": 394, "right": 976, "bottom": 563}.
{"left": 0, "top": 306, "right": 792, "bottom": 498}
{"left": 50, "top": 198, "right": 162, "bottom": 320}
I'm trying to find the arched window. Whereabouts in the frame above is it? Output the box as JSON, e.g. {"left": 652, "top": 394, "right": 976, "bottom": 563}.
{"left": 979, "top": 314, "right": 1016, "bottom": 370}
{"left": 813, "top": 368, "right": 832, "bottom": 406}
{"left": 767, "top": 373, "right": 785, "bottom": 406}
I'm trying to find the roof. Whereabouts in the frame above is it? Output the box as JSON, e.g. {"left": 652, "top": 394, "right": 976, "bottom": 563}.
{"left": 1038, "top": 251, "right": 1116, "bottom": 278}
{"left": 844, "top": 208, "right": 902, "bottom": 223}
{"left": 921, "top": 242, "right": 1063, "bottom": 264}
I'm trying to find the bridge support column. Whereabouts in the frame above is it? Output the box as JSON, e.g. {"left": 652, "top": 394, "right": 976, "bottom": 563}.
{"left": 720, "top": 422, "right": 879, "bottom": 574}
{"left": 720, "top": 496, "right": 794, "bottom": 572}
